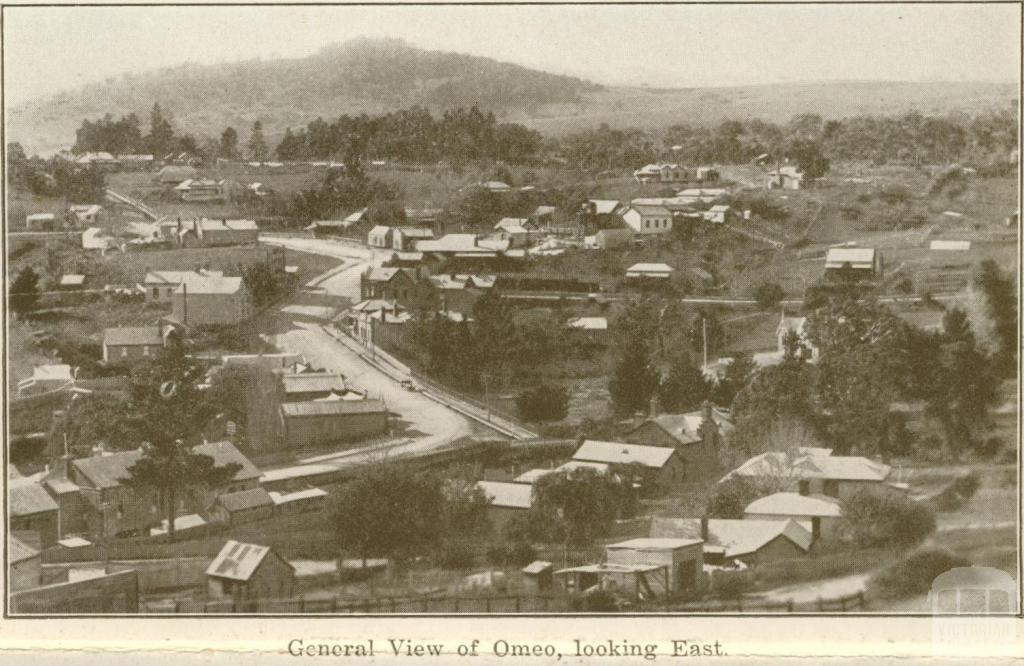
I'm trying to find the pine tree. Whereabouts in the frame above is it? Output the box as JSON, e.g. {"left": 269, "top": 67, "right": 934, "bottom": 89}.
{"left": 608, "top": 340, "right": 660, "bottom": 416}
{"left": 247, "top": 120, "right": 269, "bottom": 162}
{"left": 10, "top": 266, "right": 40, "bottom": 318}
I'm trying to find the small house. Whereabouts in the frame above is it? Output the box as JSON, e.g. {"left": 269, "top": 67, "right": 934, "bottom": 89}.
{"left": 175, "top": 178, "right": 226, "bottom": 202}
{"left": 557, "top": 537, "right": 703, "bottom": 598}
{"left": 483, "top": 181, "right": 511, "bottom": 193}
{"left": 59, "top": 274, "right": 86, "bottom": 290}
{"left": 703, "top": 205, "right": 731, "bottom": 224}
{"left": 102, "top": 326, "right": 165, "bottom": 364}
{"left": 280, "top": 372, "right": 347, "bottom": 402}
{"left": 571, "top": 440, "right": 684, "bottom": 493}
{"left": 476, "top": 480, "right": 532, "bottom": 534}
{"left": 622, "top": 204, "right": 672, "bottom": 234}
{"left": 268, "top": 487, "right": 328, "bottom": 517}
{"left": 171, "top": 275, "right": 253, "bottom": 327}
{"left": 26, "top": 213, "right": 58, "bottom": 231}
{"left": 493, "top": 218, "right": 538, "bottom": 248}
{"left": 650, "top": 517, "right": 812, "bottom": 567}
{"left": 743, "top": 492, "right": 843, "bottom": 541}
{"left": 626, "top": 263, "right": 674, "bottom": 280}
{"left": 695, "top": 167, "right": 720, "bottom": 183}
{"left": 142, "top": 269, "right": 225, "bottom": 302}
{"left": 17, "top": 364, "right": 76, "bottom": 397}
{"left": 206, "top": 540, "right": 295, "bottom": 603}
{"left": 210, "top": 488, "right": 275, "bottom": 526}
{"left": 824, "top": 247, "right": 882, "bottom": 279}
{"left": 69, "top": 205, "right": 102, "bottom": 225}
{"left": 9, "top": 483, "right": 60, "bottom": 548}
{"left": 9, "top": 532, "right": 42, "bottom": 592}
{"left": 156, "top": 165, "right": 198, "bottom": 184}
{"left": 766, "top": 165, "right": 805, "bottom": 190}
{"left": 624, "top": 402, "right": 730, "bottom": 482}
{"left": 391, "top": 227, "right": 435, "bottom": 251}
{"left": 565, "top": 317, "right": 608, "bottom": 346}
{"left": 367, "top": 225, "right": 393, "bottom": 248}
{"left": 521, "top": 560, "right": 554, "bottom": 593}
{"left": 530, "top": 205, "right": 558, "bottom": 227}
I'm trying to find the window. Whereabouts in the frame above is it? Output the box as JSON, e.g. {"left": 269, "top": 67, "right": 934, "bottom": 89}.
{"left": 121, "top": 348, "right": 128, "bottom": 357}
{"left": 143, "top": 346, "right": 150, "bottom": 356}
{"left": 152, "top": 287, "right": 159, "bottom": 298}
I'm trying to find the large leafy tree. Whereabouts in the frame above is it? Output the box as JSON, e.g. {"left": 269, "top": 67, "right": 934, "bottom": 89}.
{"left": 219, "top": 127, "right": 240, "bottom": 160}
{"left": 334, "top": 462, "right": 446, "bottom": 566}
{"left": 10, "top": 267, "right": 40, "bottom": 318}
{"left": 121, "top": 346, "right": 240, "bottom": 542}
{"left": 529, "top": 467, "right": 635, "bottom": 546}
{"left": 976, "top": 259, "right": 1017, "bottom": 374}
{"left": 657, "top": 352, "right": 710, "bottom": 413}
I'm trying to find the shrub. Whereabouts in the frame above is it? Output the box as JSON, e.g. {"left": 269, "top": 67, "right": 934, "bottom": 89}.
{"left": 932, "top": 486, "right": 963, "bottom": 513}
{"left": 569, "top": 589, "right": 621, "bottom": 612}
{"left": 951, "top": 473, "right": 980, "bottom": 500}
{"left": 516, "top": 384, "right": 570, "bottom": 423}
{"left": 711, "top": 574, "right": 749, "bottom": 600}
{"left": 486, "top": 542, "right": 537, "bottom": 568}
{"left": 706, "top": 477, "right": 771, "bottom": 519}
{"left": 841, "top": 492, "right": 936, "bottom": 549}
{"left": 867, "top": 549, "right": 970, "bottom": 600}
{"left": 436, "top": 542, "right": 477, "bottom": 570}
{"left": 973, "top": 437, "right": 1003, "bottom": 459}
{"left": 754, "top": 283, "right": 785, "bottom": 310}
{"left": 878, "top": 184, "right": 911, "bottom": 205}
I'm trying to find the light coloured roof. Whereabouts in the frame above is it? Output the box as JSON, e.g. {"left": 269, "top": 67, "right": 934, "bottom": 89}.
{"left": 567, "top": 317, "right": 608, "bottom": 331}
{"left": 533, "top": 205, "right": 557, "bottom": 216}
{"left": 103, "top": 326, "right": 162, "bottom": 347}
{"left": 825, "top": 247, "right": 876, "bottom": 267}
{"left": 556, "top": 460, "right": 609, "bottom": 474}
{"left": 145, "top": 269, "right": 224, "bottom": 284}
{"left": 365, "top": 267, "right": 401, "bottom": 282}
{"left": 627, "top": 204, "right": 672, "bottom": 216}
{"left": 45, "top": 477, "right": 80, "bottom": 494}
{"left": 626, "top": 262, "right": 674, "bottom": 274}
{"left": 217, "top": 487, "right": 274, "bottom": 513}
{"left": 10, "top": 533, "right": 41, "bottom": 564}
{"left": 368, "top": 225, "right": 392, "bottom": 237}
{"left": 726, "top": 449, "right": 889, "bottom": 483}
{"left": 58, "top": 537, "right": 92, "bottom": 548}
{"left": 394, "top": 227, "right": 434, "bottom": 238}
{"left": 708, "top": 205, "right": 731, "bottom": 212}
{"left": 514, "top": 468, "right": 556, "bottom": 484}
{"left": 394, "top": 251, "right": 424, "bottom": 261}
{"left": 477, "top": 481, "right": 533, "bottom": 509}
{"left": 495, "top": 218, "right": 532, "bottom": 233}
{"left": 606, "top": 537, "right": 702, "bottom": 551}
{"left": 31, "top": 364, "right": 74, "bottom": 381}
{"left": 268, "top": 488, "right": 328, "bottom": 505}
{"left": 280, "top": 399, "right": 387, "bottom": 418}
{"left": 556, "top": 562, "right": 665, "bottom": 575}
{"left": 10, "top": 484, "right": 59, "bottom": 516}
{"left": 573, "top": 440, "right": 675, "bottom": 469}
{"left": 70, "top": 204, "right": 102, "bottom": 215}
{"left": 522, "top": 560, "right": 553, "bottom": 574}
{"left": 650, "top": 517, "right": 812, "bottom": 557}
{"left": 150, "top": 513, "right": 207, "bottom": 536}
{"left": 27, "top": 213, "right": 56, "bottom": 221}
{"left": 930, "top": 240, "right": 971, "bottom": 251}
{"left": 59, "top": 274, "right": 86, "bottom": 286}
{"left": 344, "top": 208, "right": 368, "bottom": 223}
{"left": 173, "top": 275, "right": 244, "bottom": 295}
{"left": 745, "top": 492, "right": 843, "bottom": 518}
{"left": 206, "top": 540, "right": 291, "bottom": 581}
{"left": 589, "top": 200, "right": 621, "bottom": 215}
{"left": 416, "top": 234, "right": 483, "bottom": 254}
{"left": 282, "top": 373, "right": 346, "bottom": 395}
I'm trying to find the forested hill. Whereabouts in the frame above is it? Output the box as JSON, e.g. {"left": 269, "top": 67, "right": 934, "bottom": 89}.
{"left": 8, "top": 38, "right": 600, "bottom": 153}
{"left": 7, "top": 36, "right": 1017, "bottom": 154}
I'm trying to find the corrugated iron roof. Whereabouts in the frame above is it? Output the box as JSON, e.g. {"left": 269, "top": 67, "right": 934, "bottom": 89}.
{"left": 280, "top": 399, "right": 387, "bottom": 418}
{"left": 103, "top": 326, "right": 163, "bottom": 347}
{"left": 745, "top": 492, "right": 843, "bottom": 518}
{"left": 206, "top": 540, "right": 291, "bottom": 581}
{"left": 216, "top": 487, "right": 274, "bottom": 513}
{"left": 476, "top": 481, "right": 533, "bottom": 509}
{"left": 573, "top": 440, "right": 675, "bottom": 469}
{"left": 10, "top": 484, "right": 58, "bottom": 516}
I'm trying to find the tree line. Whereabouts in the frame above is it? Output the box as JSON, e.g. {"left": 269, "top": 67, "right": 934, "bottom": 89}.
{"left": 62, "top": 102, "right": 1016, "bottom": 172}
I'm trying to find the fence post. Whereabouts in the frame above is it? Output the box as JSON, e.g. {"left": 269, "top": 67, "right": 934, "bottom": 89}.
{"left": 515, "top": 597, "right": 521, "bottom": 613}
{"left": 857, "top": 591, "right": 865, "bottom": 609}
{"left": 422, "top": 597, "right": 429, "bottom": 612}
{"left": 737, "top": 598, "right": 743, "bottom": 613}
{"left": 485, "top": 597, "right": 491, "bottom": 613}
{"left": 390, "top": 597, "right": 397, "bottom": 613}
{"left": 817, "top": 597, "right": 825, "bottom": 612}
{"left": 454, "top": 598, "right": 459, "bottom": 612}
{"left": 787, "top": 600, "right": 793, "bottom": 613}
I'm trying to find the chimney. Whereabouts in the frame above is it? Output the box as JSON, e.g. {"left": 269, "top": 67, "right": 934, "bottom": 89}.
{"left": 700, "top": 400, "right": 719, "bottom": 448}
{"left": 798, "top": 480, "right": 810, "bottom": 496}
{"left": 811, "top": 516, "right": 821, "bottom": 541}
{"left": 649, "top": 395, "right": 660, "bottom": 419}
{"left": 380, "top": 308, "right": 386, "bottom": 324}
{"left": 700, "top": 516, "right": 709, "bottom": 541}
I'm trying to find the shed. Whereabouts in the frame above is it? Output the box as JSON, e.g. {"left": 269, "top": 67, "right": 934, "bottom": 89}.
{"left": 279, "top": 399, "right": 388, "bottom": 449}
{"left": 521, "top": 560, "right": 554, "bottom": 593}
{"left": 206, "top": 540, "right": 295, "bottom": 602}
{"left": 26, "top": 213, "right": 58, "bottom": 231}
{"left": 604, "top": 537, "right": 704, "bottom": 595}
{"left": 626, "top": 263, "right": 674, "bottom": 279}
{"left": 211, "top": 488, "right": 275, "bottom": 526}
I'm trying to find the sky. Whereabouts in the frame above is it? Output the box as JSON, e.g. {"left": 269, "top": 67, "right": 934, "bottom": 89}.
{"left": 4, "top": 4, "right": 1020, "bottom": 104}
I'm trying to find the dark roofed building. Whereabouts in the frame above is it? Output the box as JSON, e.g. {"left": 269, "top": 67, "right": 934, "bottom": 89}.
{"left": 102, "top": 326, "right": 166, "bottom": 364}
{"left": 279, "top": 399, "right": 389, "bottom": 449}
{"left": 210, "top": 488, "right": 275, "bottom": 525}
{"left": 9, "top": 483, "right": 60, "bottom": 548}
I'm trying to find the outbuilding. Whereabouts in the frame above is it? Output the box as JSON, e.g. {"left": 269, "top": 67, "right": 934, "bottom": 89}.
{"left": 206, "top": 540, "right": 295, "bottom": 603}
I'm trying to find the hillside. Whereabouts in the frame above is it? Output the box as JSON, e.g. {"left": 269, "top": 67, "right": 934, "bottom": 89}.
{"left": 7, "top": 37, "right": 1016, "bottom": 154}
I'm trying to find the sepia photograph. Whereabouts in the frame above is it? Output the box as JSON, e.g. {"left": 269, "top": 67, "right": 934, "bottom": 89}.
{"left": 2, "top": 1, "right": 1020, "bottom": 634}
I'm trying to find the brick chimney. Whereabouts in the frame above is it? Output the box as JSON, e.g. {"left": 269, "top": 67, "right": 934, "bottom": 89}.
{"left": 811, "top": 516, "right": 821, "bottom": 542}
{"left": 649, "top": 395, "right": 660, "bottom": 419}
{"left": 700, "top": 400, "right": 719, "bottom": 448}
{"left": 700, "top": 516, "right": 709, "bottom": 541}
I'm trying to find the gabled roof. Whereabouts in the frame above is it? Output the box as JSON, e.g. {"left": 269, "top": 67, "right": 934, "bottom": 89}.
{"left": 708, "top": 205, "right": 731, "bottom": 213}
{"left": 745, "top": 492, "right": 843, "bottom": 518}
{"left": 368, "top": 225, "right": 392, "bottom": 237}
{"left": 268, "top": 488, "right": 328, "bottom": 505}
{"left": 206, "top": 540, "right": 292, "bottom": 581}
{"left": 394, "top": 227, "right": 434, "bottom": 238}
{"left": 416, "top": 234, "right": 482, "bottom": 254}
{"left": 10, "top": 533, "right": 41, "bottom": 564}
{"left": 825, "top": 247, "right": 876, "bottom": 268}
{"left": 103, "top": 326, "right": 163, "bottom": 347}
{"left": 364, "top": 267, "right": 402, "bottom": 283}
{"left": 72, "top": 441, "right": 260, "bottom": 489}
{"left": 280, "top": 399, "right": 387, "bottom": 418}
{"left": 216, "top": 487, "right": 274, "bottom": 513}
{"left": 589, "top": 199, "right": 621, "bottom": 215}
{"left": 632, "top": 407, "right": 734, "bottom": 446}
{"left": 626, "top": 204, "right": 672, "bottom": 216}
{"left": 532, "top": 205, "right": 557, "bottom": 217}
{"left": 566, "top": 317, "right": 608, "bottom": 331}
{"left": 344, "top": 208, "right": 368, "bottom": 223}
{"left": 495, "top": 218, "right": 533, "bottom": 234}
{"left": 145, "top": 269, "right": 224, "bottom": 285}
{"left": 606, "top": 537, "right": 702, "bottom": 551}
{"left": 573, "top": 440, "right": 675, "bottom": 469}
{"left": 650, "top": 517, "right": 812, "bottom": 558}
{"left": 476, "top": 480, "right": 532, "bottom": 509}
{"left": 281, "top": 373, "right": 346, "bottom": 395}
{"left": 10, "top": 483, "right": 59, "bottom": 516}
{"left": 626, "top": 262, "right": 674, "bottom": 274}
{"left": 513, "top": 468, "right": 556, "bottom": 484}
{"left": 174, "top": 275, "right": 244, "bottom": 295}
{"left": 724, "top": 449, "right": 889, "bottom": 483}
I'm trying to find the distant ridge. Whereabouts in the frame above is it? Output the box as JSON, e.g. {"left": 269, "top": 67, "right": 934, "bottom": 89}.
{"left": 7, "top": 37, "right": 1016, "bottom": 153}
